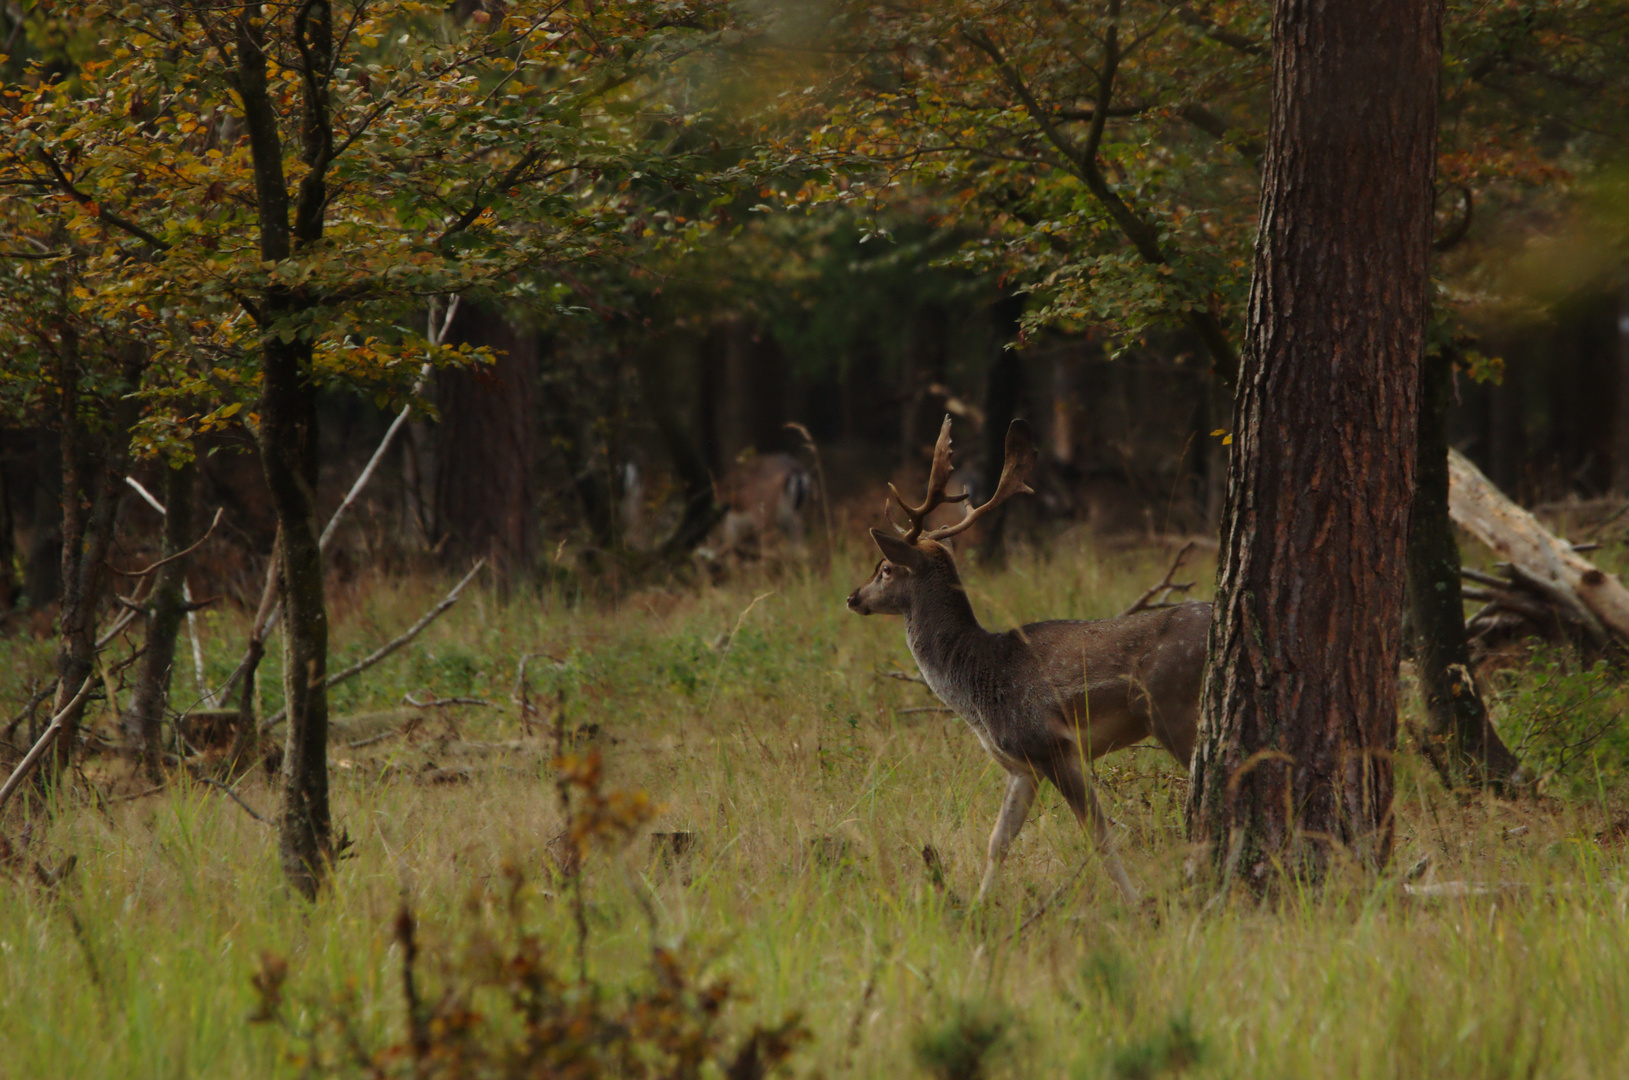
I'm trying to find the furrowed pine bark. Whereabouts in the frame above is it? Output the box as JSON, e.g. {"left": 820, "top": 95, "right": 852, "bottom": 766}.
{"left": 1406, "top": 350, "right": 1520, "bottom": 789}
{"left": 234, "top": 0, "right": 333, "bottom": 898}
{"left": 1187, "top": 0, "right": 1443, "bottom": 889}
{"left": 128, "top": 459, "right": 197, "bottom": 782}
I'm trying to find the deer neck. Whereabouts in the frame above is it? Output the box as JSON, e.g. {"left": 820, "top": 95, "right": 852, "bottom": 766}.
{"left": 903, "top": 580, "right": 992, "bottom": 688}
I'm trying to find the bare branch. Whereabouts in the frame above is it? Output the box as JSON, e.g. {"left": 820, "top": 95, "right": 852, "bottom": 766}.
{"left": 1118, "top": 541, "right": 1198, "bottom": 616}
{"left": 197, "top": 776, "right": 271, "bottom": 826}
{"left": 115, "top": 507, "right": 223, "bottom": 579}
{"left": 259, "top": 559, "right": 487, "bottom": 732}
{"left": 0, "top": 677, "right": 95, "bottom": 815}
{"left": 1174, "top": 5, "right": 1266, "bottom": 56}
{"left": 37, "top": 149, "right": 172, "bottom": 252}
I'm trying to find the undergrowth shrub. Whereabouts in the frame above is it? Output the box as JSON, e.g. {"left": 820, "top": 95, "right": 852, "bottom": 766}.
{"left": 249, "top": 753, "right": 806, "bottom": 1079}
{"left": 1493, "top": 647, "right": 1627, "bottom": 793}
{"left": 1104, "top": 1014, "right": 1205, "bottom": 1080}
{"left": 910, "top": 999, "right": 1016, "bottom": 1080}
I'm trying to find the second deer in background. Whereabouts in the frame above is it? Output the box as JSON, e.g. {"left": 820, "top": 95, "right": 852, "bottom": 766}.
{"left": 846, "top": 416, "right": 1209, "bottom": 905}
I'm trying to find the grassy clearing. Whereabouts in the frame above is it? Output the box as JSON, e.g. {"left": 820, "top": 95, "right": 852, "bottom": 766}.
{"left": 2, "top": 536, "right": 1627, "bottom": 1078}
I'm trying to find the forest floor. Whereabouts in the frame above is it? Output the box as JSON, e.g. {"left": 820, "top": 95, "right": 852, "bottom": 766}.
{"left": 1, "top": 534, "right": 1627, "bottom": 1078}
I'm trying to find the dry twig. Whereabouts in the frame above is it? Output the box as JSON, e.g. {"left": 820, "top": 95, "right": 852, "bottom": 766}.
{"left": 115, "top": 507, "right": 224, "bottom": 578}
{"left": 0, "top": 678, "right": 95, "bottom": 815}
{"left": 1117, "top": 541, "right": 1197, "bottom": 617}
{"left": 196, "top": 776, "right": 270, "bottom": 826}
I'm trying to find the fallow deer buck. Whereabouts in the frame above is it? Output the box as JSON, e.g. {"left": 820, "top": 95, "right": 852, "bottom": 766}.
{"left": 846, "top": 417, "right": 1209, "bottom": 905}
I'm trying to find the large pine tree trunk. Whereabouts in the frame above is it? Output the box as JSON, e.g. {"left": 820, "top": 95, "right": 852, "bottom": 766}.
{"left": 1406, "top": 351, "right": 1520, "bottom": 789}
{"left": 1187, "top": 0, "right": 1442, "bottom": 888}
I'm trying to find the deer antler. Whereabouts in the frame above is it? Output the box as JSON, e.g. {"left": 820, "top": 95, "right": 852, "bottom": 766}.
{"left": 923, "top": 418, "right": 1037, "bottom": 541}
{"left": 887, "top": 415, "right": 969, "bottom": 543}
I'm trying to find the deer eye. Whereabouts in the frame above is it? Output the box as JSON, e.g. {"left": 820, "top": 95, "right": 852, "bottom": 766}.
{"left": 880, "top": 565, "right": 893, "bottom": 578}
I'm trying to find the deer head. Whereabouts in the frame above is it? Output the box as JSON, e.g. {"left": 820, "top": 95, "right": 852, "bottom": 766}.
{"left": 846, "top": 416, "right": 1036, "bottom": 616}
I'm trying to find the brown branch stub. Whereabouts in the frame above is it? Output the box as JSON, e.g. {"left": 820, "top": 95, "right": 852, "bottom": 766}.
{"left": 1118, "top": 541, "right": 1197, "bottom": 617}
{"left": 115, "top": 507, "right": 224, "bottom": 579}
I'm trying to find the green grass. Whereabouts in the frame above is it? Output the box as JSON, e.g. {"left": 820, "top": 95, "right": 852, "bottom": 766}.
{"left": 2, "top": 536, "right": 1627, "bottom": 1078}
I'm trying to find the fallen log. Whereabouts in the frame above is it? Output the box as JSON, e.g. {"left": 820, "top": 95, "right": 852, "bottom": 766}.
{"left": 1448, "top": 449, "right": 1629, "bottom": 652}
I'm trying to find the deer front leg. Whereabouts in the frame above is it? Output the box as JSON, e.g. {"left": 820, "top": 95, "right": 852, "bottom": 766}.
{"left": 1050, "top": 759, "right": 1141, "bottom": 905}
{"left": 976, "top": 771, "right": 1038, "bottom": 905}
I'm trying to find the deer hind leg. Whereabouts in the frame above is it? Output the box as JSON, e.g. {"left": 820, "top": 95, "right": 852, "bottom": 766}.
{"left": 976, "top": 771, "right": 1038, "bottom": 905}
{"left": 1049, "top": 759, "right": 1140, "bottom": 905}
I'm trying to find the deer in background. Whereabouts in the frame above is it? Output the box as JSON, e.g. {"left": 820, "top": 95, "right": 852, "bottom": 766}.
{"left": 846, "top": 417, "right": 1209, "bottom": 905}
{"left": 711, "top": 452, "right": 814, "bottom": 556}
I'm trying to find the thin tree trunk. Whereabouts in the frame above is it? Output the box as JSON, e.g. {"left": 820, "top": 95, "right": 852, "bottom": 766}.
{"left": 1614, "top": 287, "right": 1629, "bottom": 493}
{"left": 978, "top": 294, "right": 1028, "bottom": 566}
{"left": 260, "top": 342, "right": 331, "bottom": 898}
{"left": 236, "top": 0, "right": 335, "bottom": 898}
{"left": 637, "top": 344, "right": 723, "bottom": 558}
{"left": 127, "top": 460, "right": 196, "bottom": 782}
{"left": 1187, "top": 0, "right": 1442, "bottom": 889}
{"left": 24, "top": 427, "right": 63, "bottom": 611}
{"left": 537, "top": 359, "right": 616, "bottom": 550}
{"left": 50, "top": 327, "right": 90, "bottom": 779}
{"left": 1407, "top": 350, "right": 1521, "bottom": 790}
{"left": 50, "top": 339, "right": 141, "bottom": 779}
{"left": 0, "top": 435, "right": 15, "bottom": 614}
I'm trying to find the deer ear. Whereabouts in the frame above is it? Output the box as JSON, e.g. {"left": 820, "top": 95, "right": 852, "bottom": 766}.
{"left": 870, "top": 528, "right": 924, "bottom": 568}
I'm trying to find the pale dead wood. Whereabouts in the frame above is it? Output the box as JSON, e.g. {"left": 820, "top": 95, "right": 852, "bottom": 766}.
{"left": 1117, "top": 540, "right": 1197, "bottom": 617}
{"left": 402, "top": 694, "right": 491, "bottom": 709}
{"left": 1449, "top": 448, "right": 1629, "bottom": 647}
{"left": 0, "top": 678, "right": 95, "bottom": 815}
{"left": 124, "top": 475, "right": 213, "bottom": 703}
{"left": 260, "top": 559, "right": 486, "bottom": 733}
{"left": 1402, "top": 880, "right": 1531, "bottom": 898}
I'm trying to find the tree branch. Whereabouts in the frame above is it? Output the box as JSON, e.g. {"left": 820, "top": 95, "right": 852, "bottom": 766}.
{"left": 1178, "top": 104, "right": 1262, "bottom": 166}
{"left": 114, "top": 507, "right": 223, "bottom": 579}
{"left": 259, "top": 559, "right": 486, "bottom": 733}
{"left": 0, "top": 677, "right": 94, "bottom": 815}
{"left": 37, "top": 150, "right": 171, "bottom": 251}
{"left": 1174, "top": 5, "right": 1266, "bottom": 56}
{"left": 961, "top": 20, "right": 1240, "bottom": 383}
